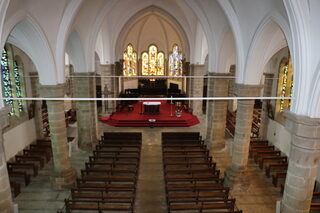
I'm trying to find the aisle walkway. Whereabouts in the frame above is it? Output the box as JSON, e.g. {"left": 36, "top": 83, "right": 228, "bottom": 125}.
{"left": 135, "top": 129, "right": 167, "bottom": 213}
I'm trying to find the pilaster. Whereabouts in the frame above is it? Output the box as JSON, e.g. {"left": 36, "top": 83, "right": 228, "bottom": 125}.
{"left": 72, "top": 72, "right": 97, "bottom": 150}
{"left": 100, "top": 64, "right": 115, "bottom": 114}
{"left": 190, "top": 64, "right": 205, "bottom": 117}
{"left": 206, "top": 73, "right": 232, "bottom": 151}
{"left": 39, "top": 84, "right": 76, "bottom": 189}
{"left": 259, "top": 73, "right": 274, "bottom": 139}
{"left": 29, "top": 72, "right": 43, "bottom": 139}
{"left": 224, "top": 84, "right": 262, "bottom": 188}
{"left": 0, "top": 107, "right": 13, "bottom": 213}
{"left": 281, "top": 111, "right": 320, "bottom": 213}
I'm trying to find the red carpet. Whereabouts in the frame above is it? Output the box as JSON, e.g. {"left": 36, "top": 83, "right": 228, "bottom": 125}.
{"left": 100, "top": 100, "right": 200, "bottom": 127}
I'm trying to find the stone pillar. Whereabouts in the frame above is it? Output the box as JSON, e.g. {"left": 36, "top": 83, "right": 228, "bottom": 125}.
{"left": 281, "top": 111, "right": 320, "bottom": 213}
{"left": 207, "top": 73, "right": 232, "bottom": 151}
{"left": 0, "top": 107, "right": 13, "bottom": 213}
{"left": 39, "top": 84, "right": 76, "bottom": 189}
{"left": 29, "top": 72, "right": 43, "bottom": 139}
{"left": 190, "top": 64, "right": 205, "bottom": 117}
{"left": 227, "top": 66, "right": 236, "bottom": 111}
{"left": 259, "top": 73, "right": 274, "bottom": 139}
{"left": 100, "top": 64, "right": 115, "bottom": 114}
{"left": 73, "top": 72, "right": 97, "bottom": 150}
{"left": 224, "top": 84, "right": 262, "bottom": 187}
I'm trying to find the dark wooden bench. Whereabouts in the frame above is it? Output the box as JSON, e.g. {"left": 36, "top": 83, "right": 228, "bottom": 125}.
{"left": 10, "top": 181, "right": 21, "bottom": 197}
{"left": 15, "top": 155, "right": 44, "bottom": 169}
{"left": 76, "top": 179, "right": 136, "bottom": 192}
{"left": 165, "top": 173, "right": 221, "bottom": 183}
{"left": 265, "top": 163, "right": 288, "bottom": 177}
{"left": 168, "top": 199, "right": 236, "bottom": 212}
{"left": 71, "top": 188, "right": 135, "bottom": 201}
{"left": 253, "top": 150, "right": 281, "bottom": 163}
{"left": 81, "top": 174, "right": 137, "bottom": 183}
{"left": 167, "top": 183, "right": 227, "bottom": 192}
{"left": 249, "top": 145, "right": 275, "bottom": 158}
{"left": 272, "top": 171, "right": 287, "bottom": 187}
{"left": 64, "top": 199, "right": 134, "bottom": 213}
{"left": 259, "top": 156, "right": 287, "bottom": 169}
{"left": 87, "top": 158, "right": 138, "bottom": 168}
{"left": 7, "top": 162, "right": 38, "bottom": 176}
{"left": 8, "top": 170, "right": 30, "bottom": 186}
{"left": 23, "top": 149, "right": 50, "bottom": 162}
{"left": 81, "top": 168, "right": 137, "bottom": 176}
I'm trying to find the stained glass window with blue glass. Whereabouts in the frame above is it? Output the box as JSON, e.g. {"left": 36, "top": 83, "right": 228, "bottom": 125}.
{"left": 14, "top": 61, "right": 23, "bottom": 112}
{"left": 1, "top": 48, "right": 14, "bottom": 115}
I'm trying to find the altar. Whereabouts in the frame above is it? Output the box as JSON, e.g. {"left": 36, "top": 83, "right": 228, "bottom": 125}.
{"left": 143, "top": 102, "right": 161, "bottom": 114}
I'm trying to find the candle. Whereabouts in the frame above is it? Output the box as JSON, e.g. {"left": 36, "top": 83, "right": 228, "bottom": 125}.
{"left": 171, "top": 96, "right": 173, "bottom": 104}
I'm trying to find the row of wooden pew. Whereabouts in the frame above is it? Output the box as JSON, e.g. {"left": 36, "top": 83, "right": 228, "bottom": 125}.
{"left": 62, "top": 132, "right": 142, "bottom": 213}
{"left": 226, "top": 109, "right": 261, "bottom": 138}
{"left": 162, "top": 132, "right": 242, "bottom": 213}
{"left": 249, "top": 139, "right": 320, "bottom": 212}
{"left": 8, "top": 139, "right": 52, "bottom": 197}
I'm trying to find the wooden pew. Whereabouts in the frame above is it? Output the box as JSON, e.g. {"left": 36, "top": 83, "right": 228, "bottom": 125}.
{"left": 265, "top": 163, "right": 288, "bottom": 178}
{"left": 15, "top": 155, "right": 44, "bottom": 169}
{"left": 23, "top": 149, "right": 50, "bottom": 162}
{"left": 272, "top": 171, "right": 287, "bottom": 187}
{"left": 8, "top": 170, "right": 30, "bottom": 186}
{"left": 7, "top": 162, "right": 38, "bottom": 176}
{"left": 64, "top": 199, "right": 134, "bottom": 213}
{"left": 10, "top": 181, "right": 21, "bottom": 197}
{"left": 71, "top": 188, "right": 135, "bottom": 201}
{"left": 259, "top": 156, "right": 287, "bottom": 169}
{"left": 253, "top": 150, "right": 281, "bottom": 163}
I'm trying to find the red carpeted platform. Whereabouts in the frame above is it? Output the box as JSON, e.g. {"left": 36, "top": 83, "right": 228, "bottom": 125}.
{"left": 100, "top": 100, "right": 200, "bottom": 127}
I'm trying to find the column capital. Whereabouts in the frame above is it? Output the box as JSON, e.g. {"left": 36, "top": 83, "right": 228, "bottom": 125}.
{"left": 208, "top": 72, "right": 234, "bottom": 77}
{"left": 284, "top": 110, "right": 320, "bottom": 138}
{"left": 234, "top": 83, "right": 263, "bottom": 97}
{"left": 29, "top": 72, "right": 39, "bottom": 77}
{"left": 71, "top": 72, "right": 96, "bottom": 77}
{"left": 39, "top": 83, "right": 66, "bottom": 98}
{"left": 0, "top": 106, "right": 11, "bottom": 129}
{"left": 263, "top": 72, "right": 274, "bottom": 78}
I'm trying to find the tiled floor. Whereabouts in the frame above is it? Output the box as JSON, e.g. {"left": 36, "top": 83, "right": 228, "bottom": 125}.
{"left": 13, "top": 119, "right": 281, "bottom": 213}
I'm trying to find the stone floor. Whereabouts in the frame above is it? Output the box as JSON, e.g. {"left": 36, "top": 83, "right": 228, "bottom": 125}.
{"left": 13, "top": 119, "right": 281, "bottom": 213}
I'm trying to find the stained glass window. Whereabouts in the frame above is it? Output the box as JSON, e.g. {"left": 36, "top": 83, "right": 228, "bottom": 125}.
{"left": 123, "top": 44, "right": 137, "bottom": 76}
{"left": 1, "top": 48, "right": 14, "bottom": 115}
{"left": 1, "top": 47, "right": 25, "bottom": 116}
{"left": 141, "top": 52, "right": 149, "bottom": 76}
{"left": 169, "top": 44, "right": 183, "bottom": 76}
{"left": 14, "top": 61, "right": 24, "bottom": 112}
{"left": 141, "top": 45, "right": 165, "bottom": 76}
{"left": 276, "top": 58, "right": 293, "bottom": 114}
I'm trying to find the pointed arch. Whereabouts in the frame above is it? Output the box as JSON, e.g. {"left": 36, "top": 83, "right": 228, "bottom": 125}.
{"left": 66, "top": 31, "right": 87, "bottom": 73}
{"left": 6, "top": 17, "right": 57, "bottom": 85}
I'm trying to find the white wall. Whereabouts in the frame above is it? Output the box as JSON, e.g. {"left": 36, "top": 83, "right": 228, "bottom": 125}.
{"left": 266, "top": 119, "right": 291, "bottom": 157}
{"left": 3, "top": 118, "right": 37, "bottom": 161}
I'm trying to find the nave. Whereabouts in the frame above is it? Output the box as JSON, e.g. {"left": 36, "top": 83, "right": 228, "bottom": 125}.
{"left": 10, "top": 123, "right": 287, "bottom": 213}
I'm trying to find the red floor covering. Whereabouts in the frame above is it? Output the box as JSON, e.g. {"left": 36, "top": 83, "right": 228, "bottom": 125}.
{"left": 100, "top": 100, "right": 200, "bottom": 127}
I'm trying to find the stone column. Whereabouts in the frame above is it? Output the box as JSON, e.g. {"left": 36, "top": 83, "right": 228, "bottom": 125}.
{"left": 0, "top": 107, "right": 13, "bottom": 213}
{"left": 281, "top": 111, "right": 320, "bottom": 213}
{"left": 259, "top": 73, "right": 274, "bottom": 139}
{"left": 39, "top": 84, "right": 76, "bottom": 189}
{"left": 207, "top": 73, "right": 232, "bottom": 151}
{"left": 190, "top": 64, "right": 205, "bottom": 117}
{"left": 29, "top": 72, "right": 43, "bottom": 139}
{"left": 227, "top": 66, "right": 236, "bottom": 111}
{"left": 100, "top": 64, "right": 115, "bottom": 114}
{"left": 73, "top": 72, "right": 97, "bottom": 150}
{"left": 224, "top": 84, "right": 262, "bottom": 187}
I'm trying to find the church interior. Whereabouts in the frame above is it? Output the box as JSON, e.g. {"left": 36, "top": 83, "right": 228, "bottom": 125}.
{"left": 0, "top": 0, "right": 320, "bottom": 213}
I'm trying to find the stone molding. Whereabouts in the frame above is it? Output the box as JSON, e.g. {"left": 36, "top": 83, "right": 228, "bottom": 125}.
{"left": 263, "top": 72, "right": 274, "bottom": 78}
{"left": 234, "top": 83, "right": 263, "bottom": 97}
{"left": 71, "top": 72, "right": 96, "bottom": 77}
{"left": 284, "top": 110, "right": 320, "bottom": 149}
{"left": 208, "top": 72, "right": 234, "bottom": 77}
{"left": 39, "top": 84, "right": 66, "bottom": 98}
